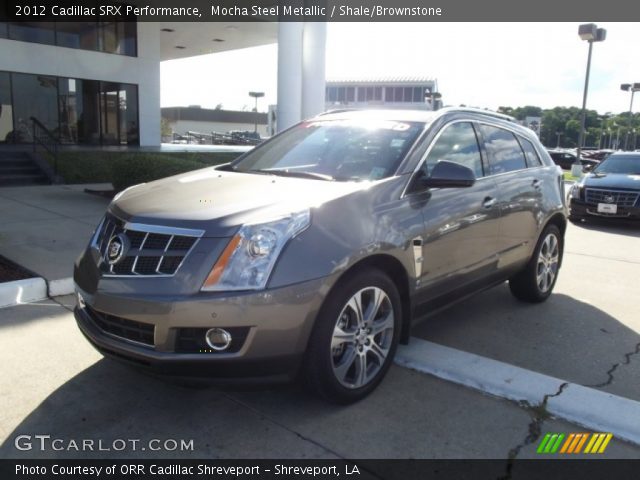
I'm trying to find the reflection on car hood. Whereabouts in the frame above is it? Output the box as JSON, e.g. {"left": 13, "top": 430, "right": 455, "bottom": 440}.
{"left": 110, "top": 168, "right": 370, "bottom": 236}
{"left": 582, "top": 172, "right": 640, "bottom": 191}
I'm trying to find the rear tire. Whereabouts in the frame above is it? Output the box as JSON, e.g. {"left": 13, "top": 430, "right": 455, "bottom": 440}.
{"left": 304, "top": 268, "right": 401, "bottom": 404}
{"left": 509, "top": 225, "right": 562, "bottom": 303}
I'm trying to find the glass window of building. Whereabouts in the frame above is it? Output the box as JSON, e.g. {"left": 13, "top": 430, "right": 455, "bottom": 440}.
{"left": 56, "top": 22, "right": 99, "bottom": 50}
{"left": 403, "top": 87, "right": 413, "bottom": 103}
{"left": 0, "top": 72, "right": 13, "bottom": 143}
{"left": 12, "top": 73, "right": 58, "bottom": 143}
{"left": 8, "top": 22, "right": 55, "bottom": 45}
{"left": 357, "top": 88, "right": 366, "bottom": 102}
{"left": 345, "top": 87, "right": 354, "bottom": 102}
{"left": 6, "top": 21, "right": 136, "bottom": 56}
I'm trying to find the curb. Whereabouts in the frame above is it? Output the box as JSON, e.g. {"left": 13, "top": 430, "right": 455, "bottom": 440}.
{"left": 49, "top": 277, "right": 75, "bottom": 297}
{"left": 0, "top": 277, "right": 48, "bottom": 308}
{"left": 0, "top": 275, "right": 75, "bottom": 308}
{"left": 396, "top": 338, "right": 640, "bottom": 446}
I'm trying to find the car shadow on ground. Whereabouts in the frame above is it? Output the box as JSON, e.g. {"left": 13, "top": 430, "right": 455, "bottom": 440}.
{"left": 1, "top": 290, "right": 639, "bottom": 459}
{"left": 570, "top": 218, "right": 640, "bottom": 236}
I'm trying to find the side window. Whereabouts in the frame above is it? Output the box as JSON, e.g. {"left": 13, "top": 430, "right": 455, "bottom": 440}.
{"left": 520, "top": 137, "right": 543, "bottom": 167}
{"left": 421, "top": 122, "right": 484, "bottom": 178}
{"left": 479, "top": 125, "right": 527, "bottom": 175}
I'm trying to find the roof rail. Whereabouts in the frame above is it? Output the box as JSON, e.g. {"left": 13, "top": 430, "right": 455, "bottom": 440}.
{"left": 318, "top": 108, "right": 362, "bottom": 116}
{"left": 437, "top": 106, "right": 517, "bottom": 122}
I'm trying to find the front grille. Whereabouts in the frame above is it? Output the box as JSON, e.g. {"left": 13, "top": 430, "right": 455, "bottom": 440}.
{"left": 175, "top": 327, "right": 250, "bottom": 354}
{"left": 585, "top": 188, "right": 639, "bottom": 207}
{"left": 86, "top": 305, "right": 155, "bottom": 347}
{"left": 94, "top": 214, "right": 201, "bottom": 276}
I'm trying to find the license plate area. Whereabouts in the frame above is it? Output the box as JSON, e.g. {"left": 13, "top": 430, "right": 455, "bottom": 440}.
{"left": 597, "top": 203, "right": 617, "bottom": 214}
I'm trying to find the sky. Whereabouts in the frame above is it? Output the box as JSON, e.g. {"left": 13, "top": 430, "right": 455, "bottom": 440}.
{"left": 161, "top": 22, "right": 640, "bottom": 115}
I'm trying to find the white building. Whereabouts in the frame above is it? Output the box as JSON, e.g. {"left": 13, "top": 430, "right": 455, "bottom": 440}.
{"left": 0, "top": 21, "right": 326, "bottom": 147}
{"left": 326, "top": 77, "right": 440, "bottom": 110}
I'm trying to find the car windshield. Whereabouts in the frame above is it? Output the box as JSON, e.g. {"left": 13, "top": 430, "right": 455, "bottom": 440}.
{"left": 231, "top": 119, "right": 425, "bottom": 181}
{"left": 593, "top": 155, "right": 640, "bottom": 175}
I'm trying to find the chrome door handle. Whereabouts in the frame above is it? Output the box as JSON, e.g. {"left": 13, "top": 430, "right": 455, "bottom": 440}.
{"left": 532, "top": 179, "right": 541, "bottom": 189}
{"left": 483, "top": 197, "right": 496, "bottom": 208}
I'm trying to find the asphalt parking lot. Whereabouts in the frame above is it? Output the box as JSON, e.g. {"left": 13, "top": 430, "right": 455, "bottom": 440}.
{"left": 1, "top": 220, "right": 639, "bottom": 461}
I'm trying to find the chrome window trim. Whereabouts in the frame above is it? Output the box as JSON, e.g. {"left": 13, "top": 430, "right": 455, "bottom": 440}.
{"left": 401, "top": 117, "right": 551, "bottom": 198}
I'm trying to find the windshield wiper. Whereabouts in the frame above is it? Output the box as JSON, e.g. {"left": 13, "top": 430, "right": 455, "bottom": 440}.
{"left": 248, "top": 169, "right": 335, "bottom": 181}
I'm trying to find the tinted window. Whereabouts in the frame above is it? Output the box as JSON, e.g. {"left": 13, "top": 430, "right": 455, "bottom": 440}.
{"left": 520, "top": 138, "right": 543, "bottom": 167}
{"left": 479, "top": 125, "right": 527, "bottom": 175}
{"left": 594, "top": 155, "right": 640, "bottom": 175}
{"left": 422, "top": 122, "right": 484, "bottom": 178}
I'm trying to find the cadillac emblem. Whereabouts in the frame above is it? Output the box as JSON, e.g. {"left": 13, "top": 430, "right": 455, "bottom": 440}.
{"left": 106, "top": 233, "right": 129, "bottom": 265}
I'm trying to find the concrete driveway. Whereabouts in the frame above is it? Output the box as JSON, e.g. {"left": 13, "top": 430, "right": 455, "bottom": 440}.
{"left": 1, "top": 219, "right": 639, "bottom": 462}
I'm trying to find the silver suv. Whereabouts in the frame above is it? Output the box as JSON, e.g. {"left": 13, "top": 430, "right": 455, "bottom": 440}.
{"left": 74, "top": 108, "right": 567, "bottom": 403}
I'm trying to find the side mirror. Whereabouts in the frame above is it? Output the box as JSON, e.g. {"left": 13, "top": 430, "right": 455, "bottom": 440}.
{"left": 412, "top": 160, "right": 476, "bottom": 191}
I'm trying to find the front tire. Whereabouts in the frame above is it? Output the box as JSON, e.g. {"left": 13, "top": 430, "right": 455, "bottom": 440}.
{"left": 509, "top": 224, "right": 562, "bottom": 303}
{"left": 304, "top": 268, "right": 401, "bottom": 404}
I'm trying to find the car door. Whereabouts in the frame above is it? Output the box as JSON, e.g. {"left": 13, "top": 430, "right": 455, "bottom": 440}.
{"left": 409, "top": 121, "right": 501, "bottom": 301}
{"left": 477, "top": 124, "right": 543, "bottom": 269}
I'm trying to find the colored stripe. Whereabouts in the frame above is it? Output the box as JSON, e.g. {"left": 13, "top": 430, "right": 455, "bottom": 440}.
{"left": 537, "top": 433, "right": 552, "bottom": 454}
{"left": 598, "top": 434, "right": 613, "bottom": 453}
{"left": 560, "top": 433, "right": 575, "bottom": 453}
{"left": 574, "top": 434, "right": 589, "bottom": 453}
{"left": 567, "top": 434, "right": 582, "bottom": 453}
{"left": 544, "top": 434, "right": 559, "bottom": 453}
{"left": 550, "top": 433, "right": 565, "bottom": 453}
{"left": 590, "top": 433, "right": 606, "bottom": 453}
{"left": 584, "top": 433, "right": 598, "bottom": 453}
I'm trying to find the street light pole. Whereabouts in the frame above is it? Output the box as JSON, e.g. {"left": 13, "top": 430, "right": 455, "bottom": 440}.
{"left": 248, "top": 91, "right": 265, "bottom": 134}
{"left": 574, "top": 24, "right": 606, "bottom": 177}
{"left": 621, "top": 83, "right": 640, "bottom": 150}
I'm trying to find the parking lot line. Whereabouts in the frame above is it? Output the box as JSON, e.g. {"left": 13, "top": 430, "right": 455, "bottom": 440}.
{"left": 396, "top": 338, "right": 640, "bottom": 446}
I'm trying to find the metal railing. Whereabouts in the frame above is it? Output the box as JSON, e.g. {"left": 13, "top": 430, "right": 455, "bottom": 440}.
{"left": 30, "top": 116, "right": 58, "bottom": 176}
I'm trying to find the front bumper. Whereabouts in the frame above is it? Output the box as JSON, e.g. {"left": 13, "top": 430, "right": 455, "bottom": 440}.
{"left": 569, "top": 199, "right": 640, "bottom": 221}
{"left": 74, "top": 275, "right": 331, "bottom": 382}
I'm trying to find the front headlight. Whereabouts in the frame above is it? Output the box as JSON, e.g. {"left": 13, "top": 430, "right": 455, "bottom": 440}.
{"left": 201, "top": 210, "right": 311, "bottom": 291}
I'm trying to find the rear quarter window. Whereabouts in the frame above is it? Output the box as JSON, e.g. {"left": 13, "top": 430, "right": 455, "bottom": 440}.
{"left": 519, "top": 137, "right": 543, "bottom": 167}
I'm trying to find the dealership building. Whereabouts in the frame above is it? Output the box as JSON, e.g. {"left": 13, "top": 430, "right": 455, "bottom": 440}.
{"left": 0, "top": 20, "right": 331, "bottom": 147}
{"left": 0, "top": 20, "right": 439, "bottom": 151}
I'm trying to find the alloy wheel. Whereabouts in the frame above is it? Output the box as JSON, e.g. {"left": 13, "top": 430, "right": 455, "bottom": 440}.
{"left": 330, "top": 287, "right": 395, "bottom": 389}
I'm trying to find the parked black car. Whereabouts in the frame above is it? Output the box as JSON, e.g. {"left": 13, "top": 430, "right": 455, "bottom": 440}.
{"left": 547, "top": 149, "right": 599, "bottom": 170}
{"left": 569, "top": 152, "right": 640, "bottom": 221}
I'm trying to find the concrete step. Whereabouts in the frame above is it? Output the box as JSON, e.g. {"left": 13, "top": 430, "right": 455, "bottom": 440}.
{"left": 0, "top": 165, "right": 41, "bottom": 175}
{"left": 0, "top": 173, "right": 49, "bottom": 187}
{"left": 0, "top": 160, "right": 34, "bottom": 168}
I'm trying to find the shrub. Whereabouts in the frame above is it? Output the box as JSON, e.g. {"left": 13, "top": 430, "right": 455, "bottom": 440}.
{"left": 51, "top": 151, "right": 241, "bottom": 190}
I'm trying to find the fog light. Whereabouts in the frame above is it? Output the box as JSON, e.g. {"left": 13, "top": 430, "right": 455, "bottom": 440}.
{"left": 205, "top": 328, "right": 232, "bottom": 351}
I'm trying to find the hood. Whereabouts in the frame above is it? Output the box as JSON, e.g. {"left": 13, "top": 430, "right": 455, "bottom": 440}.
{"left": 110, "top": 168, "right": 370, "bottom": 237}
{"left": 582, "top": 172, "right": 640, "bottom": 191}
